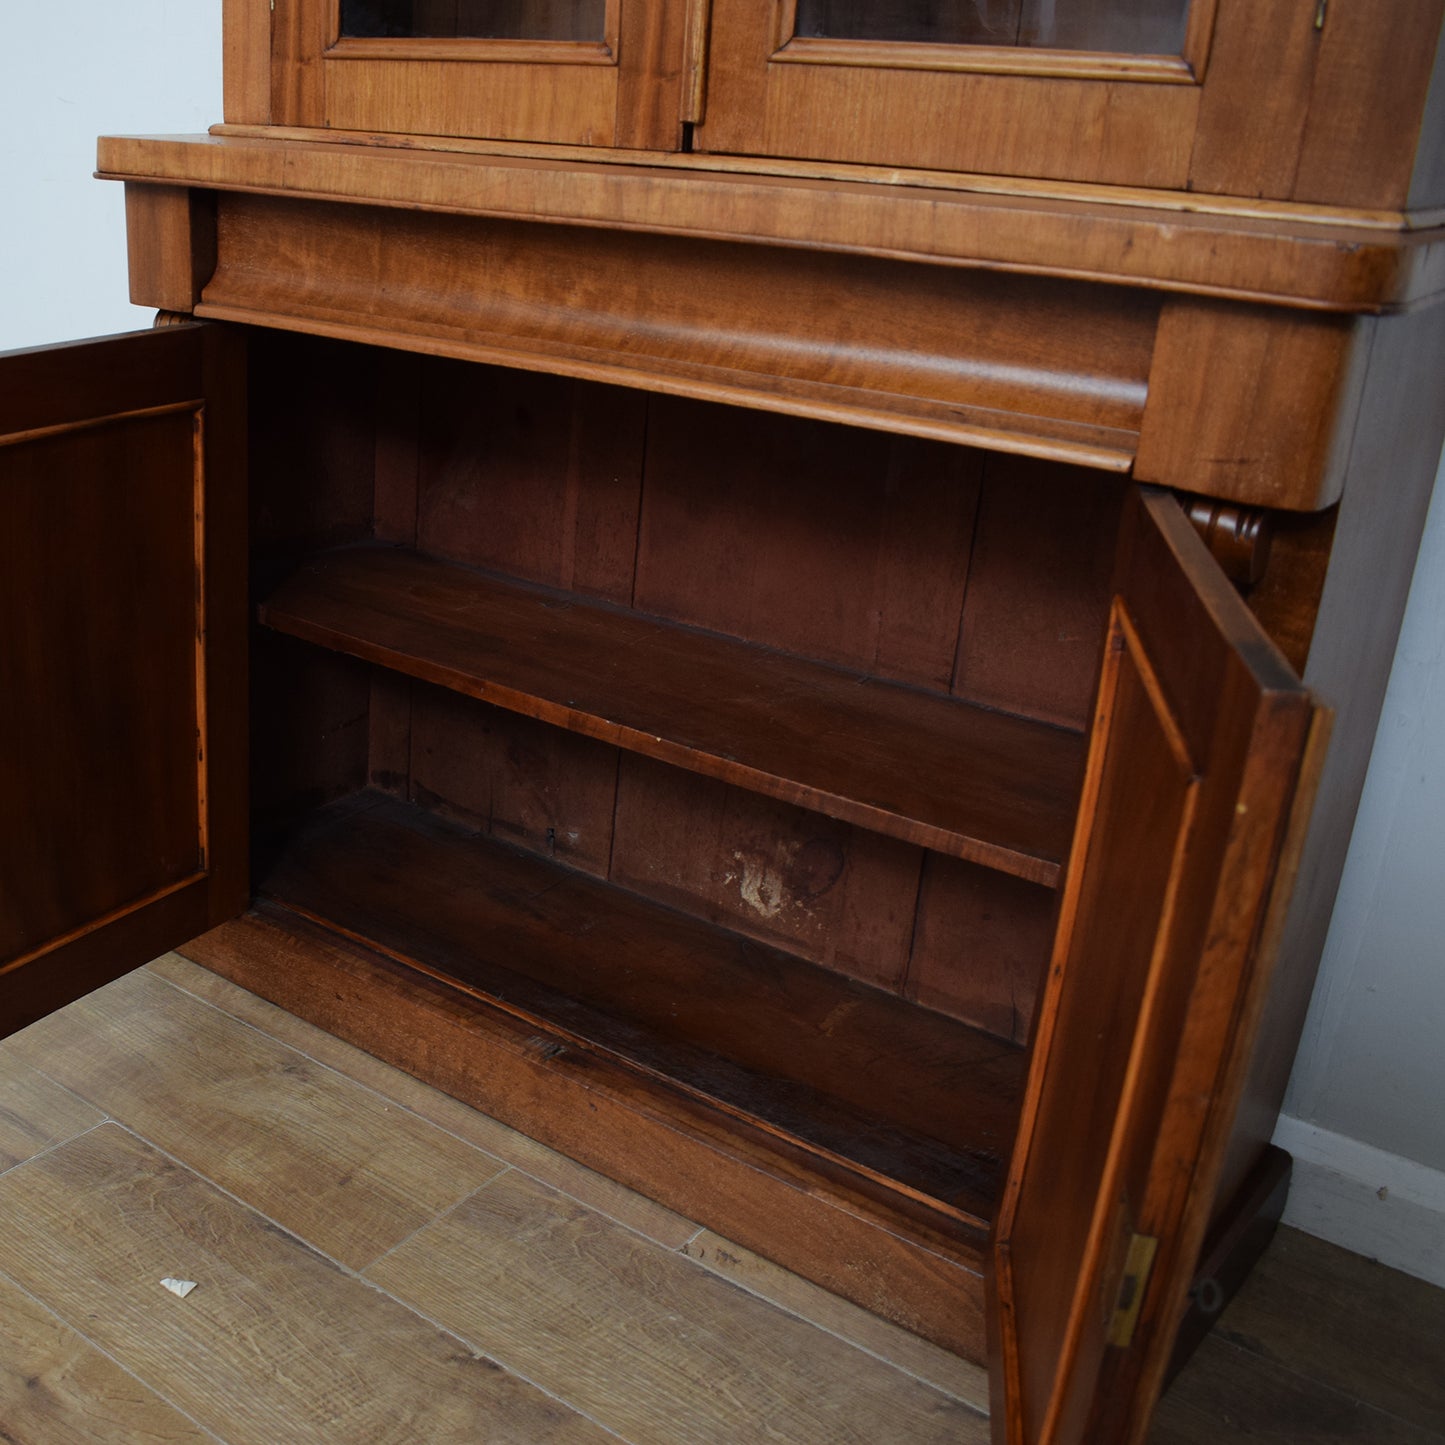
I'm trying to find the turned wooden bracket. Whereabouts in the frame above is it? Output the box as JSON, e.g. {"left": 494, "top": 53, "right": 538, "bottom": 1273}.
{"left": 153, "top": 310, "right": 194, "bottom": 328}
{"left": 1184, "top": 496, "right": 1274, "bottom": 590}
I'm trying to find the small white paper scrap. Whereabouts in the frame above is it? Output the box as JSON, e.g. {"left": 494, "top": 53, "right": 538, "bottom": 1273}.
{"left": 160, "top": 1277, "right": 198, "bottom": 1299}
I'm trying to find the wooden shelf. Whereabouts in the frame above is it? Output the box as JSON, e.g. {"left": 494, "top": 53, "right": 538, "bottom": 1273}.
{"left": 259, "top": 546, "right": 1084, "bottom": 886}
{"left": 258, "top": 791, "right": 1027, "bottom": 1229}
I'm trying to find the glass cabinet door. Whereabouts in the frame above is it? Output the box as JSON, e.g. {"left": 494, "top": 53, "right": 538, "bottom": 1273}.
{"left": 269, "top": 0, "right": 682, "bottom": 150}
{"left": 696, "top": 0, "right": 1217, "bottom": 187}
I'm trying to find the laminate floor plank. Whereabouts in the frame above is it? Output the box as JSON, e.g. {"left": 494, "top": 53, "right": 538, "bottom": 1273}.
{"left": 3, "top": 968, "right": 507, "bottom": 1270}
{"left": 0, "top": 1125, "right": 613, "bottom": 1445}
{"left": 0, "top": 1270, "right": 213, "bottom": 1445}
{"left": 368, "top": 1169, "right": 988, "bottom": 1445}
{"left": 154, "top": 951, "right": 700, "bottom": 1250}
{"left": 0, "top": 1041, "right": 105, "bottom": 1172}
{"left": 1209, "top": 1227, "right": 1445, "bottom": 1435}
{"left": 681, "top": 1228, "right": 990, "bottom": 1410}
{"left": 1149, "top": 1333, "right": 1445, "bottom": 1445}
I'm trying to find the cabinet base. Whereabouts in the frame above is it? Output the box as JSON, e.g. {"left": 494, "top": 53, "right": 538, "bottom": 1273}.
{"left": 181, "top": 904, "right": 992, "bottom": 1360}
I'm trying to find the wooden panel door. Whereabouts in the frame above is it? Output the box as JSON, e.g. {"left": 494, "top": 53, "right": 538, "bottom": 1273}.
{"left": 0, "top": 325, "right": 247, "bottom": 1039}
{"left": 694, "top": 0, "right": 1439, "bottom": 201}
{"left": 266, "top": 0, "right": 686, "bottom": 149}
{"left": 991, "top": 488, "right": 1316, "bottom": 1444}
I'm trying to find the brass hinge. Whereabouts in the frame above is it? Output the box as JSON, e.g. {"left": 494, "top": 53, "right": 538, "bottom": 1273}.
{"left": 1107, "top": 1233, "right": 1159, "bottom": 1349}
{"left": 1315, "top": 0, "right": 1328, "bottom": 30}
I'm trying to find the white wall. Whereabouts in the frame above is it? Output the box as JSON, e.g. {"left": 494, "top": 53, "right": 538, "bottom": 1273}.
{"left": 0, "top": 4, "right": 221, "bottom": 349}
{"left": 5, "top": 0, "right": 1444, "bottom": 1281}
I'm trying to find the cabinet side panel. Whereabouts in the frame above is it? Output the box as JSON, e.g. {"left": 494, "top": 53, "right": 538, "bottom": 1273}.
{"left": 1213, "top": 302, "right": 1445, "bottom": 1213}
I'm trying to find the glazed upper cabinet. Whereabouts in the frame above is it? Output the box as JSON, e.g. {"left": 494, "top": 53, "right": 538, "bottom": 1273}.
{"left": 237, "top": 0, "right": 1445, "bottom": 204}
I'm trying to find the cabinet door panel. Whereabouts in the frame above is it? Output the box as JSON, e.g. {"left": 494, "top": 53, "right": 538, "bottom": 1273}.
{"left": 272, "top": 0, "right": 684, "bottom": 150}
{"left": 0, "top": 326, "right": 247, "bottom": 1038}
{"left": 991, "top": 488, "right": 1314, "bottom": 1445}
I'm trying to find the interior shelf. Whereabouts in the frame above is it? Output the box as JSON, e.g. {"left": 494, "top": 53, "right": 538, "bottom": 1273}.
{"left": 257, "top": 791, "right": 1028, "bottom": 1228}
{"left": 259, "top": 545, "right": 1085, "bottom": 886}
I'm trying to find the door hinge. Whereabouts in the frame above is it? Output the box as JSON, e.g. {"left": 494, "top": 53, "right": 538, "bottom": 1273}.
{"left": 1314, "top": 0, "right": 1328, "bottom": 30}
{"left": 1107, "top": 1232, "right": 1159, "bottom": 1349}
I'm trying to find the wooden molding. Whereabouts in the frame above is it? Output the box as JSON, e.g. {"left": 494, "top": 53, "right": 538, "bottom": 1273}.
{"left": 194, "top": 192, "right": 1155, "bottom": 470}
{"left": 96, "top": 134, "right": 1445, "bottom": 314}
{"left": 123, "top": 185, "right": 217, "bottom": 314}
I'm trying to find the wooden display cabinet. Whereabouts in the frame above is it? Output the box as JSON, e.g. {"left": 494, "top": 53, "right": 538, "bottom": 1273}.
{"left": 4, "top": 2, "right": 1445, "bottom": 1442}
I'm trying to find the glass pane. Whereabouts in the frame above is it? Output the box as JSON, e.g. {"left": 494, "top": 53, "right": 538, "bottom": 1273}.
{"left": 340, "top": 0, "right": 607, "bottom": 42}
{"left": 793, "top": 0, "right": 1190, "bottom": 55}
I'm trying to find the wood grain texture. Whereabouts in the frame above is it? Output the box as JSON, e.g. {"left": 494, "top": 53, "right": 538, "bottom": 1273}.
{"left": 1213, "top": 300, "right": 1445, "bottom": 1221}
{"left": 681, "top": 1229, "right": 992, "bottom": 1410}
{"left": 150, "top": 951, "right": 700, "bottom": 1248}
{"left": 0, "top": 1125, "right": 610, "bottom": 1444}
{"left": 258, "top": 792, "right": 1025, "bottom": 1221}
{"left": 96, "top": 135, "right": 1445, "bottom": 312}
{"left": 258, "top": 545, "right": 1084, "bottom": 882}
{"left": 0, "top": 1045, "right": 104, "bottom": 1173}
{"left": 0, "top": 326, "right": 247, "bottom": 1038}
{"left": 1292, "top": 0, "right": 1445, "bottom": 210}
{"left": 906, "top": 855, "right": 1055, "bottom": 1044}
{"left": 195, "top": 193, "right": 1154, "bottom": 469}
{"left": 634, "top": 398, "right": 981, "bottom": 687}
{"left": 1150, "top": 1336, "right": 1445, "bottom": 1445}
{"left": 1185, "top": 0, "right": 1320, "bottom": 201}
{"left": 368, "top": 1169, "right": 987, "bottom": 1444}
{"left": 123, "top": 185, "right": 216, "bottom": 313}
{"left": 0, "top": 1270, "right": 211, "bottom": 1445}
{"left": 953, "top": 457, "right": 1122, "bottom": 729}
{"left": 412, "top": 359, "right": 646, "bottom": 603}
{"left": 994, "top": 491, "right": 1314, "bottom": 1445}
{"left": 697, "top": 0, "right": 1197, "bottom": 186}
{"left": 223, "top": 0, "right": 271, "bottom": 126}
{"left": 183, "top": 905, "right": 993, "bottom": 1358}
{"left": 608, "top": 754, "right": 925, "bottom": 990}
{"left": 3, "top": 968, "right": 507, "bottom": 1270}
{"left": 1207, "top": 1228, "right": 1445, "bottom": 1436}
{"left": 1135, "top": 300, "right": 1373, "bottom": 509}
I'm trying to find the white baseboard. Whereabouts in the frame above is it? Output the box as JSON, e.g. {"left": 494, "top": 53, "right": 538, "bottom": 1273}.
{"left": 1272, "top": 1115, "right": 1445, "bottom": 1287}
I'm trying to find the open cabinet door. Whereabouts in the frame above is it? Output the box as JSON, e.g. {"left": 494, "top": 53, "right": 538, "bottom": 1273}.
{"left": 991, "top": 488, "right": 1318, "bottom": 1445}
{"left": 0, "top": 324, "right": 246, "bottom": 1038}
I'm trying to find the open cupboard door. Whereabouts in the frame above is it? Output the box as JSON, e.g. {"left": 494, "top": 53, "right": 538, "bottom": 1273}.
{"left": 0, "top": 324, "right": 247, "bottom": 1038}
{"left": 991, "top": 488, "right": 1317, "bottom": 1445}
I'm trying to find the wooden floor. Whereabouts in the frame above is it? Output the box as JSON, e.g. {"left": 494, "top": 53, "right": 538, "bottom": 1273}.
{"left": 2, "top": 956, "right": 1441, "bottom": 1443}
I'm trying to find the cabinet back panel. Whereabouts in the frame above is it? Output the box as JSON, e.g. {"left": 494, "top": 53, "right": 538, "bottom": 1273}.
{"left": 406, "top": 681, "right": 620, "bottom": 876}
{"left": 907, "top": 853, "right": 1056, "bottom": 1045}
{"left": 609, "top": 754, "right": 925, "bottom": 993}
{"left": 413, "top": 358, "right": 646, "bottom": 605}
{"left": 248, "top": 333, "right": 378, "bottom": 578}
{"left": 249, "top": 633, "right": 374, "bottom": 835}
{"left": 955, "top": 458, "right": 1124, "bottom": 731}
{"left": 633, "top": 399, "right": 982, "bottom": 688}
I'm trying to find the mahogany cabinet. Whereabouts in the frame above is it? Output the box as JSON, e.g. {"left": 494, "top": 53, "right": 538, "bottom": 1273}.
{"left": 5, "top": 2, "right": 1445, "bottom": 1442}
{"left": 229, "top": 0, "right": 1445, "bottom": 204}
